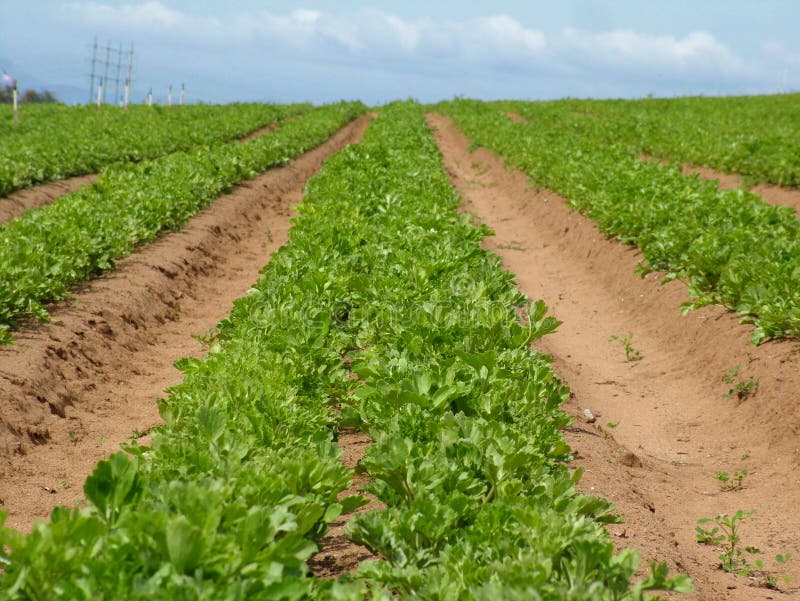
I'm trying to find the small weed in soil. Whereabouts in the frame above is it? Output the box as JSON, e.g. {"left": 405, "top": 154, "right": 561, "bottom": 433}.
{"left": 609, "top": 332, "right": 642, "bottom": 362}
{"left": 696, "top": 510, "right": 758, "bottom": 572}
{"left": 697, "top": 510, "right": 794, "bottom": 589}
{"left": 715, "top": 469, "right": 747, "bottom": 492}
{"left": 722, "top": 365, "right": 758, "bottom": 400}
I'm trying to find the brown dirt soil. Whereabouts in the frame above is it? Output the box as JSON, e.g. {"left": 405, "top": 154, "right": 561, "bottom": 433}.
{"left": 0, "top": 114, "right": 372, "bottom": 531}
{"left": 429, "top": 113, "right": 800, "bottom": 601}
{"left": 238, "top": 121, "right": 281, "bottom": 143}
{"left": 309, "top": 428, "right": 382, "bottom": 577}
{"left": 506, "top": 112, "right": 527, "bottom": 124}
{"left": 0, "top": 175, "right": 98, "bottom": 224}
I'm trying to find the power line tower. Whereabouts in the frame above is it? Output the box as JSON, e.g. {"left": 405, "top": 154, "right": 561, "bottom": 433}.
{"left": 88, "top": 38, "right": 135, "bottom": 105}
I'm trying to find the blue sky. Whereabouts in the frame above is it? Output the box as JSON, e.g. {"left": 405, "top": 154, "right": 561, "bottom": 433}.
{"left": 1, "top": 1, "right": 799, "bottom": 104}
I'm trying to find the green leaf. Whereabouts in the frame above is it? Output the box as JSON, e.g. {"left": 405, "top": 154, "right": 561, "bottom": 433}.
{"left": 165, "top": 515, "right": 204, "bottom": 574}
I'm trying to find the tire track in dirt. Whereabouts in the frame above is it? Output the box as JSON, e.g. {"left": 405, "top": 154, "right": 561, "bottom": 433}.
{"left": 0, "top": 114, "right": 372, "bottom": 531}
{"left": 429, "top": 113, "right": 800, "bottom": 601}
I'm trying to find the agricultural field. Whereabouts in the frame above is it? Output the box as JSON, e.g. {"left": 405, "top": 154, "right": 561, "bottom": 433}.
{"left": 0, "top": 102, "right": 311, "bottom": 196}
{"left": 0, "top": 95, "right": 798, "bottom": 600}
{"left": 0, "top": 101, "right": 365, "bottom": 343}
{"left": 492, "top": 94, "right": 800, "bottom": 188}
{"left": 438, "top": 99, "right": 800, "bottom": 344}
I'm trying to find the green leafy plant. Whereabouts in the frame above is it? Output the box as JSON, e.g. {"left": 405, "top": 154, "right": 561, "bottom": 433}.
{"left": 771, "top": 553, "right": 793, "bottom": 588}
{"left": 714, "top": 469, "right": 747, "bottom": 491}
{"left": 129, "top": 427, "right": 148, "bottom": 441}
{"left": 609, "top": 332, "right": 642, "bottom": 361}
{"left": 192, "top": 327, "right": 220, "bottom": 350}
{"left": 753, "top": 552, "right": 794, "bottom": 590}
{"left": 696, "top": 510, "right": 759, "bottom": 573}
{"left": 56, "top": 473, "right": 72, "bottom": 490}
{"left": 722, "top": 365, "right": 759, "bottom": 400}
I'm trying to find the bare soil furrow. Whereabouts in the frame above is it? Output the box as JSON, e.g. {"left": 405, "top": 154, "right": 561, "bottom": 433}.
{"left": 238, "top": 121, "right": 280, "bottom": 142}
{"left": 309, "top": 428, "right": 382, "bottom": 578}
{"left": 0, "top": 114, "right": 372, "bottom": 531}
{"left": 429, "top": 112, "right": 800, "bottom": 601}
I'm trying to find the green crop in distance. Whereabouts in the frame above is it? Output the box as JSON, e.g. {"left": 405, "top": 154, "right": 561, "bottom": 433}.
{"left": 0, "top": 102, "right": 313, "bottom": 196}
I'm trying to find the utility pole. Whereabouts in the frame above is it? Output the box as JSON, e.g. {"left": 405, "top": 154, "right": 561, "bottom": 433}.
{"left": 113, "top": 41, "right": 123, "bottom": 104}
{"left": 102, "top": 40, "right": 111, "bottom": 104}
{"left": 127, "top": 43, "right": 135, "bottom": 103}
{"left": 12, "top": 81, "right": 18, "bottom": 122}
{"left": 88, "top": 37, "right": 98, "bottom": 103}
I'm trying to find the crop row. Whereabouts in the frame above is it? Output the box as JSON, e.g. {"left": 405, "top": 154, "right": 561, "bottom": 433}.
{"left": 0, "top": 101, "right": 366, "bottom": 343}
{"left": 0, "top": 101, "right": 689, "bottom": 599}
{"left": 439, "top": 99, "right": 800, "bottom": 343}
{"left": 313, "top": 102, "right": 688, "bottom": 598}
{"left": 0, "top": 102, "right": 311, "bottom": 196}
{"left": 493, "top": 94, "right": 800, "bottom": 188}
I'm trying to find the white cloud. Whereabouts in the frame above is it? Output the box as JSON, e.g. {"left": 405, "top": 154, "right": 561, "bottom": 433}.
{"left": 559, "top": 28, "right": 751, "bottom": 77}
{"left": 477, "top": 15, "right": 547, "bottom": 54}
{"left": 66, "top": 1, "right": 220, "bottom": 32}
{"left": 62, "top": 2, "right": 758, "bottom": 89}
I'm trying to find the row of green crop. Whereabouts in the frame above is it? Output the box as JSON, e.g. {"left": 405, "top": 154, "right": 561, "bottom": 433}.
{"left": 0, "top": 229, "right": 361, "bottom": 597}
{"left": 0, "top": 101, "right": 366, "bottom": 343}
{"left": 492, "top": 94, "right": 800, "bottom": 188}
{"left": 314, "top": 102, "right": 688, "bottom": 598}
{"left": 0, "top": 102, "right": 689, "bottom": 599}
{"left": 439, "top": 99, "right": 800, "bottom": 344}
{"left": 0, "top": 102, "right": 312, "bottom": 196}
